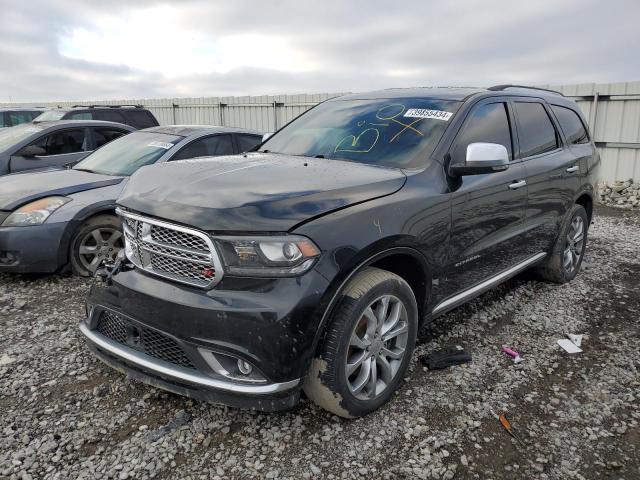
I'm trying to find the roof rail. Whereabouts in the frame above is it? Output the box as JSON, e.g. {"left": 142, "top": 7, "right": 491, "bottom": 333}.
{"left": 71, "top": 104, "right": 145, "bottom": 109}
{"left": 487, "top": 85, "right": 564, "bottom": 96}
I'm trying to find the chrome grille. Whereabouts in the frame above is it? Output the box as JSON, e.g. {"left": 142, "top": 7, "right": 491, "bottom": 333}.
{"left": 118, "top": 209, "right": 223, "bottom": 288}
{"left": 96, "top": 310, "right": 195, "bottom": 369}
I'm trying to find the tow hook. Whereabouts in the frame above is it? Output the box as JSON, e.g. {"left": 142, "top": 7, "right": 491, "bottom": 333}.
{"left": 95, "top": 250, "right": 134, "bottom": 285}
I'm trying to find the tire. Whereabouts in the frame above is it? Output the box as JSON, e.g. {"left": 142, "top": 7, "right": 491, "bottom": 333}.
{"left": 304, "top": 267, "right": 418, "bottom": 418}
{"left": 535, "top": 204, "right": 589, "bottom": 284}
{"left": 70, "top": 215, "right": 124, "bottom": 277}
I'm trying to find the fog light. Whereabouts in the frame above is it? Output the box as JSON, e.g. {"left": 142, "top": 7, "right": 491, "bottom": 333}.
{"left": 237, "top": 359, "right": 253, "bottom": 375}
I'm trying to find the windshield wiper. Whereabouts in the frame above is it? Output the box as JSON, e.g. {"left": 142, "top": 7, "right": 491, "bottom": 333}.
{"left": 73, "top": 168, "right": 96, "bottom": 174}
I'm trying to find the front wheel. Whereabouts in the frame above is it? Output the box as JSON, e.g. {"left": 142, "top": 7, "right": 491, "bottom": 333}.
{"left": 70, "top": 215, "right": 124, "bottom": 277}
{"left": 535, "top": 204, "right": 589, "bottom": 284}
{"left": 304, "top": 267, "right": 418, "bottom": 418}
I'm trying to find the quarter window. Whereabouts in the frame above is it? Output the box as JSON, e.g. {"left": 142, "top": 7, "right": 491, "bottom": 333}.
{"left": 32, "top": 129, "right": 87, "bottom": 156}
{"left": 452, "top": 102, "right": 513, "bottom": 164}
{"left": 550, "top": 105, "right": 589, "bottom": 145}
{"left": 172, "top": 135, "right": 234, "bottom": 160}
{"left": 514, "top": 102, "right": 558, "bottom": 157}
{"left": 93, "top": 110, "right": 126, "bottom": 124}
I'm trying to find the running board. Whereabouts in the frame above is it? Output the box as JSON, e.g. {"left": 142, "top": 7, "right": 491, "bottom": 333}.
{"left": 431, "top": 252, "right": 547, "bottom": 316}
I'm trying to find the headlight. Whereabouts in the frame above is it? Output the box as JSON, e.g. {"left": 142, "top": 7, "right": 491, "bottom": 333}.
{"left": 214, "top": 235, "right": 320, "bottom": 277}
{"left": 2, "top": 196, "right": 71, "bottom": 227}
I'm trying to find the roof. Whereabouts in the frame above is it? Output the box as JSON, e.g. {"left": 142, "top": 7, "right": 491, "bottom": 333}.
{"left": 32, "top": 120, "right": 135, "bottom": 129}
{"left": 142, "top": 125, "right": 261, "bottom": 136}
{"left": 330, "top": 85, "right": 572, "bottom": 103}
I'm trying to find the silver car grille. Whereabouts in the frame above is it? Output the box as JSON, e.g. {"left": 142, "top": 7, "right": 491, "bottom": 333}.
{"left": 117, "top": 208, "right": 223, "bottom": 288}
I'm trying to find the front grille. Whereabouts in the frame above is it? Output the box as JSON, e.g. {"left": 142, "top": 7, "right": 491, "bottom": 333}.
{"left": 96, "top": 310, "right": 195, "bottom": 369}
{"left": 120, "top": 209, "right": 223, "bottom": 288}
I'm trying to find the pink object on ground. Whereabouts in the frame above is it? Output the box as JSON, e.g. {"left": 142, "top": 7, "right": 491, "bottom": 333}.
{"left": 501, "top": 346, "right": 524, "bottom": 364}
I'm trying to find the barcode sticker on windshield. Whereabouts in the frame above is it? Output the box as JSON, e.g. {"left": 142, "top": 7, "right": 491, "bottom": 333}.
{"left": 404, "top": 109, "right": 453, "bottom": 121}
{"left": 148, "top": 141, "right": 174, "bottom": 150}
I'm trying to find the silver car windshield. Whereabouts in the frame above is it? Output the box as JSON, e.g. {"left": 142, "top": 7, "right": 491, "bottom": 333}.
{"left": 73, "top": 131, "right": 183, "bottom": 176}
{"left": 0, "top": 123, "right": 44, "bottom": 151}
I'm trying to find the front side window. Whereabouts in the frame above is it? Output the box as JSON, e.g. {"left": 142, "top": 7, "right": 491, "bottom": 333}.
{"left": 514, "top": 102, "right": 559, "bottom": 158}
{"left": 451, "top": 102, "right": 513, "bottom": 164}
{"left": 32, "top": 129, "right": 87, "bottom": 155}
{"left": 237, "top": 134, "right": 261, "bottom": 152}
{"left": 551, "top": 105, "right": 589, "bottom": 145}
{"left": 172, "top": 135, "right": 234, "bottom": 160}
{"left": 93, "top": 128, "right": 128, "bottom": 148}
{"left": 260, "top": 98, "right": 461, "bottom": 168}
{"left": 73, "top": 131, "right": 182, "bottom": 176}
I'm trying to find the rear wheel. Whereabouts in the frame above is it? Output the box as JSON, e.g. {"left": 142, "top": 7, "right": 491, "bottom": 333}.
{"left": 304, "top": 267, "right": 418, "bottom": 418}
{"left": 70, "top": 215, "right": 123, "bottom": 277}
{"left": 535, "top": 204, "right": 589, "bottom": 283}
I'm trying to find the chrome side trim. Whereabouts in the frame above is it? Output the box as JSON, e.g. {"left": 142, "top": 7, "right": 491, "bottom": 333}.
{"left": 80, "top": 322, "right": 300, "bottom": 395}
{"left": 432, "top": 252, "right": 547, "bottom": 316}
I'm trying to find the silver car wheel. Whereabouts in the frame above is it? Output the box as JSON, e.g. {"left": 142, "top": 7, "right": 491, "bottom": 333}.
{"left": 345, "top": 294, "right": 409, "bottom": 400}
{"left": 78, "top": 228, "right": 123, "bottom": 273}
{"left": 563, "top": 216, "right": 585, "bottom": 273}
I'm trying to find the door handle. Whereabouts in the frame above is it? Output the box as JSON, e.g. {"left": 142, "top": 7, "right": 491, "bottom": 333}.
{"left": 508, "top": 180, "right": 527, "bottom": 190}
{"left": 566, "top": 165, "right": 579, "bottom": 173}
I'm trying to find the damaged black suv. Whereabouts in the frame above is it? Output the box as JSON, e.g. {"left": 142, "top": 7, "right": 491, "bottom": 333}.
{"left": 81, "top": 86, "right": 599, "bottom": 417}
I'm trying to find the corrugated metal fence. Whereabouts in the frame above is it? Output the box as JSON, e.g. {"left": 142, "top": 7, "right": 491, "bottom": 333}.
{"left": 3, "top": 82, "right": 640, "bottom": 181}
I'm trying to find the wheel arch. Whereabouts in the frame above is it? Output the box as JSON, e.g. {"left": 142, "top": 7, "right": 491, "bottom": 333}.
{"left": 309, "top": 245, "right": 432, "bottom": 359}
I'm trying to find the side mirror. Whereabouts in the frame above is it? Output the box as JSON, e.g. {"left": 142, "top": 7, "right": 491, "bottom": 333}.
{"left": 262, "top": 132, "right": 273, "bottom": 142}
{"left": 450, "top": 143, "right": 509, "bottom": 176}
{"left": 17, "top": 145, "right": 46, "bottom": 157}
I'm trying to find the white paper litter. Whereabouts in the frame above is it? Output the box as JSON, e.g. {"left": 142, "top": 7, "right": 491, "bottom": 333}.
{"left": 557, "top": 338, "right": 583, "bottom": 354}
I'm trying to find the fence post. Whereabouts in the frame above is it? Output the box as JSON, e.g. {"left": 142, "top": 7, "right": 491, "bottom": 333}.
{"left": 218, "top": 103, "right": 226, "bottom": 126}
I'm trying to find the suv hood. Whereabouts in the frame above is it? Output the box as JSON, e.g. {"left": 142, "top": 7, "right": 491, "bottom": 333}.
{"left": 118, "top": 153, "right": 406, "bottom": 231}
{"left": 0, "top": 169, "right": 123, "bottom": 211}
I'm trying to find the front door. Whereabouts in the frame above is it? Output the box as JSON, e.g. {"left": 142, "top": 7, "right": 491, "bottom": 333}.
{"left": 442, "top": 100, "right": 530, "bottom": 300}
{"left": 10, "top": 128, "right": 91, "bottom": 172}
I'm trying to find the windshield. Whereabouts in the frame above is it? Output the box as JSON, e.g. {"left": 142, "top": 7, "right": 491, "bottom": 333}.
{"left": 73, "top": 131, "right": 183, "bottom": 176}
{"left": 33, "top": 110, "right": 68, "bottom": 122}
{"left": 0, "top": 123, "right": 43, "bottom": 151}
{"left": 260, "top": 98, "right": 460, "bottom": 168}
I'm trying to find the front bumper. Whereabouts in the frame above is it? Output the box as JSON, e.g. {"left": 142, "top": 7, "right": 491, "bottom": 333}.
{"left": 0, "top": 222, "right": 69, "bottom": 273}
{"left": 82, "top": 267, "right": 330, "bottom": 411}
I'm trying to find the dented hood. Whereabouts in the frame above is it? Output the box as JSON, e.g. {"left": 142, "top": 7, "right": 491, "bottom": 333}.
{"left": 117, "top": 153, "right": 406, "bottom": 231}
{"left": 0, "top": 169, "right": 123, "bottom": 211}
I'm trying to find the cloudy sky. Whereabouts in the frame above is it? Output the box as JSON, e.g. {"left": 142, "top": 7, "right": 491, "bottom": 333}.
{"left": 1, "top": 0, "right": 638, "bottom": 102}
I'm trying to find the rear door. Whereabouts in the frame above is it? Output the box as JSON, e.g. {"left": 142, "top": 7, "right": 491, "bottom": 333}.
{"left": 445, "top": 99, "right": 530, "bottom": 296}
{"left": 9, "top": 127, "right": 90, "bottom": 172}
{"left": 512, "top": 99, "right": 579, "bottom": 255}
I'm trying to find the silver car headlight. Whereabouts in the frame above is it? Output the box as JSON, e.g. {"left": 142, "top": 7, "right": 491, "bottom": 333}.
{"left": 214, "top": 235, "right": 320, "bottom": 277}
{"left": 2, "top": 196, "right": 71, "bottom": 227}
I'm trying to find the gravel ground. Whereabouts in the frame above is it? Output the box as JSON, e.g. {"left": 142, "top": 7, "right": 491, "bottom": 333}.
{"left": 1, "top": 205, "right": 639, "bottom": 480}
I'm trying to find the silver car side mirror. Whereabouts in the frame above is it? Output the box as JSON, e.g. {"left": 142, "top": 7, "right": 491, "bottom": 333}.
{"left": 451, "top": 142, "right": 509, "bottom": 176}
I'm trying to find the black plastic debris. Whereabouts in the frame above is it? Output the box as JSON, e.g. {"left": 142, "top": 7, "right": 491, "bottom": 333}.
{"left": 420, "top": 345, "right": 472, "bottom": 370}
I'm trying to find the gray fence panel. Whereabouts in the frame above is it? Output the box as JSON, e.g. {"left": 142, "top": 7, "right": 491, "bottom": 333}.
{"left": 3, "top": 84, "right": 640, "bottom": 181}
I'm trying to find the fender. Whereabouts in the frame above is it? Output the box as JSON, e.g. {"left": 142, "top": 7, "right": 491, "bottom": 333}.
{"left": 308, "top": 245, "right": 431, "bottom": 359}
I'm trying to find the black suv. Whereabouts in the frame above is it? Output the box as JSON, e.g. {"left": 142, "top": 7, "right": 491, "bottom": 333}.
{"left": 34, "top": 105, "right": 158, "bottom": 129}
{"left": 82, "top": 86, "right": 599, "bottom": 417}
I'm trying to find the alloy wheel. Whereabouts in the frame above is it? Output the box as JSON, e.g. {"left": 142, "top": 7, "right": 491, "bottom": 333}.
{"left": 78, "top": 228, "right": 123, "bottom": 273}
{"left": 563, "top": 216, "right": 585, "bottom": 273}
{"left": 345, "top": 295, "right": 409, "bottom": 400}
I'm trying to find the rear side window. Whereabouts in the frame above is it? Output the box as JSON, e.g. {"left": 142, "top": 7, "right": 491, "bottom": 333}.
{"left": 124, "top": 110, "right": 158, "bottom": 129}
{"left": 172, "top": 135, "right": 234, "bottom": 160}
{"left": 94, "top": 128, "right": 128, "bottom": 148}
{"left": 66, "top": 111, "right": 93, "bottom": 120}
{"left": 514, "top": 102, "right": 558, "bottom": 157}
{"left": 550, "top": 105, "right": 589, "bottom": 145}
{"left": 93, "top": 110, "right": 126, "bottom": 124}
{"left": 452, "top": 102, "right": 513, "bottom": 164}
{"left": 32, "top": 129, "right": 87, "bottom": 155}
{"left": 237, "top": 134, "right": 261, "bottom": 152}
